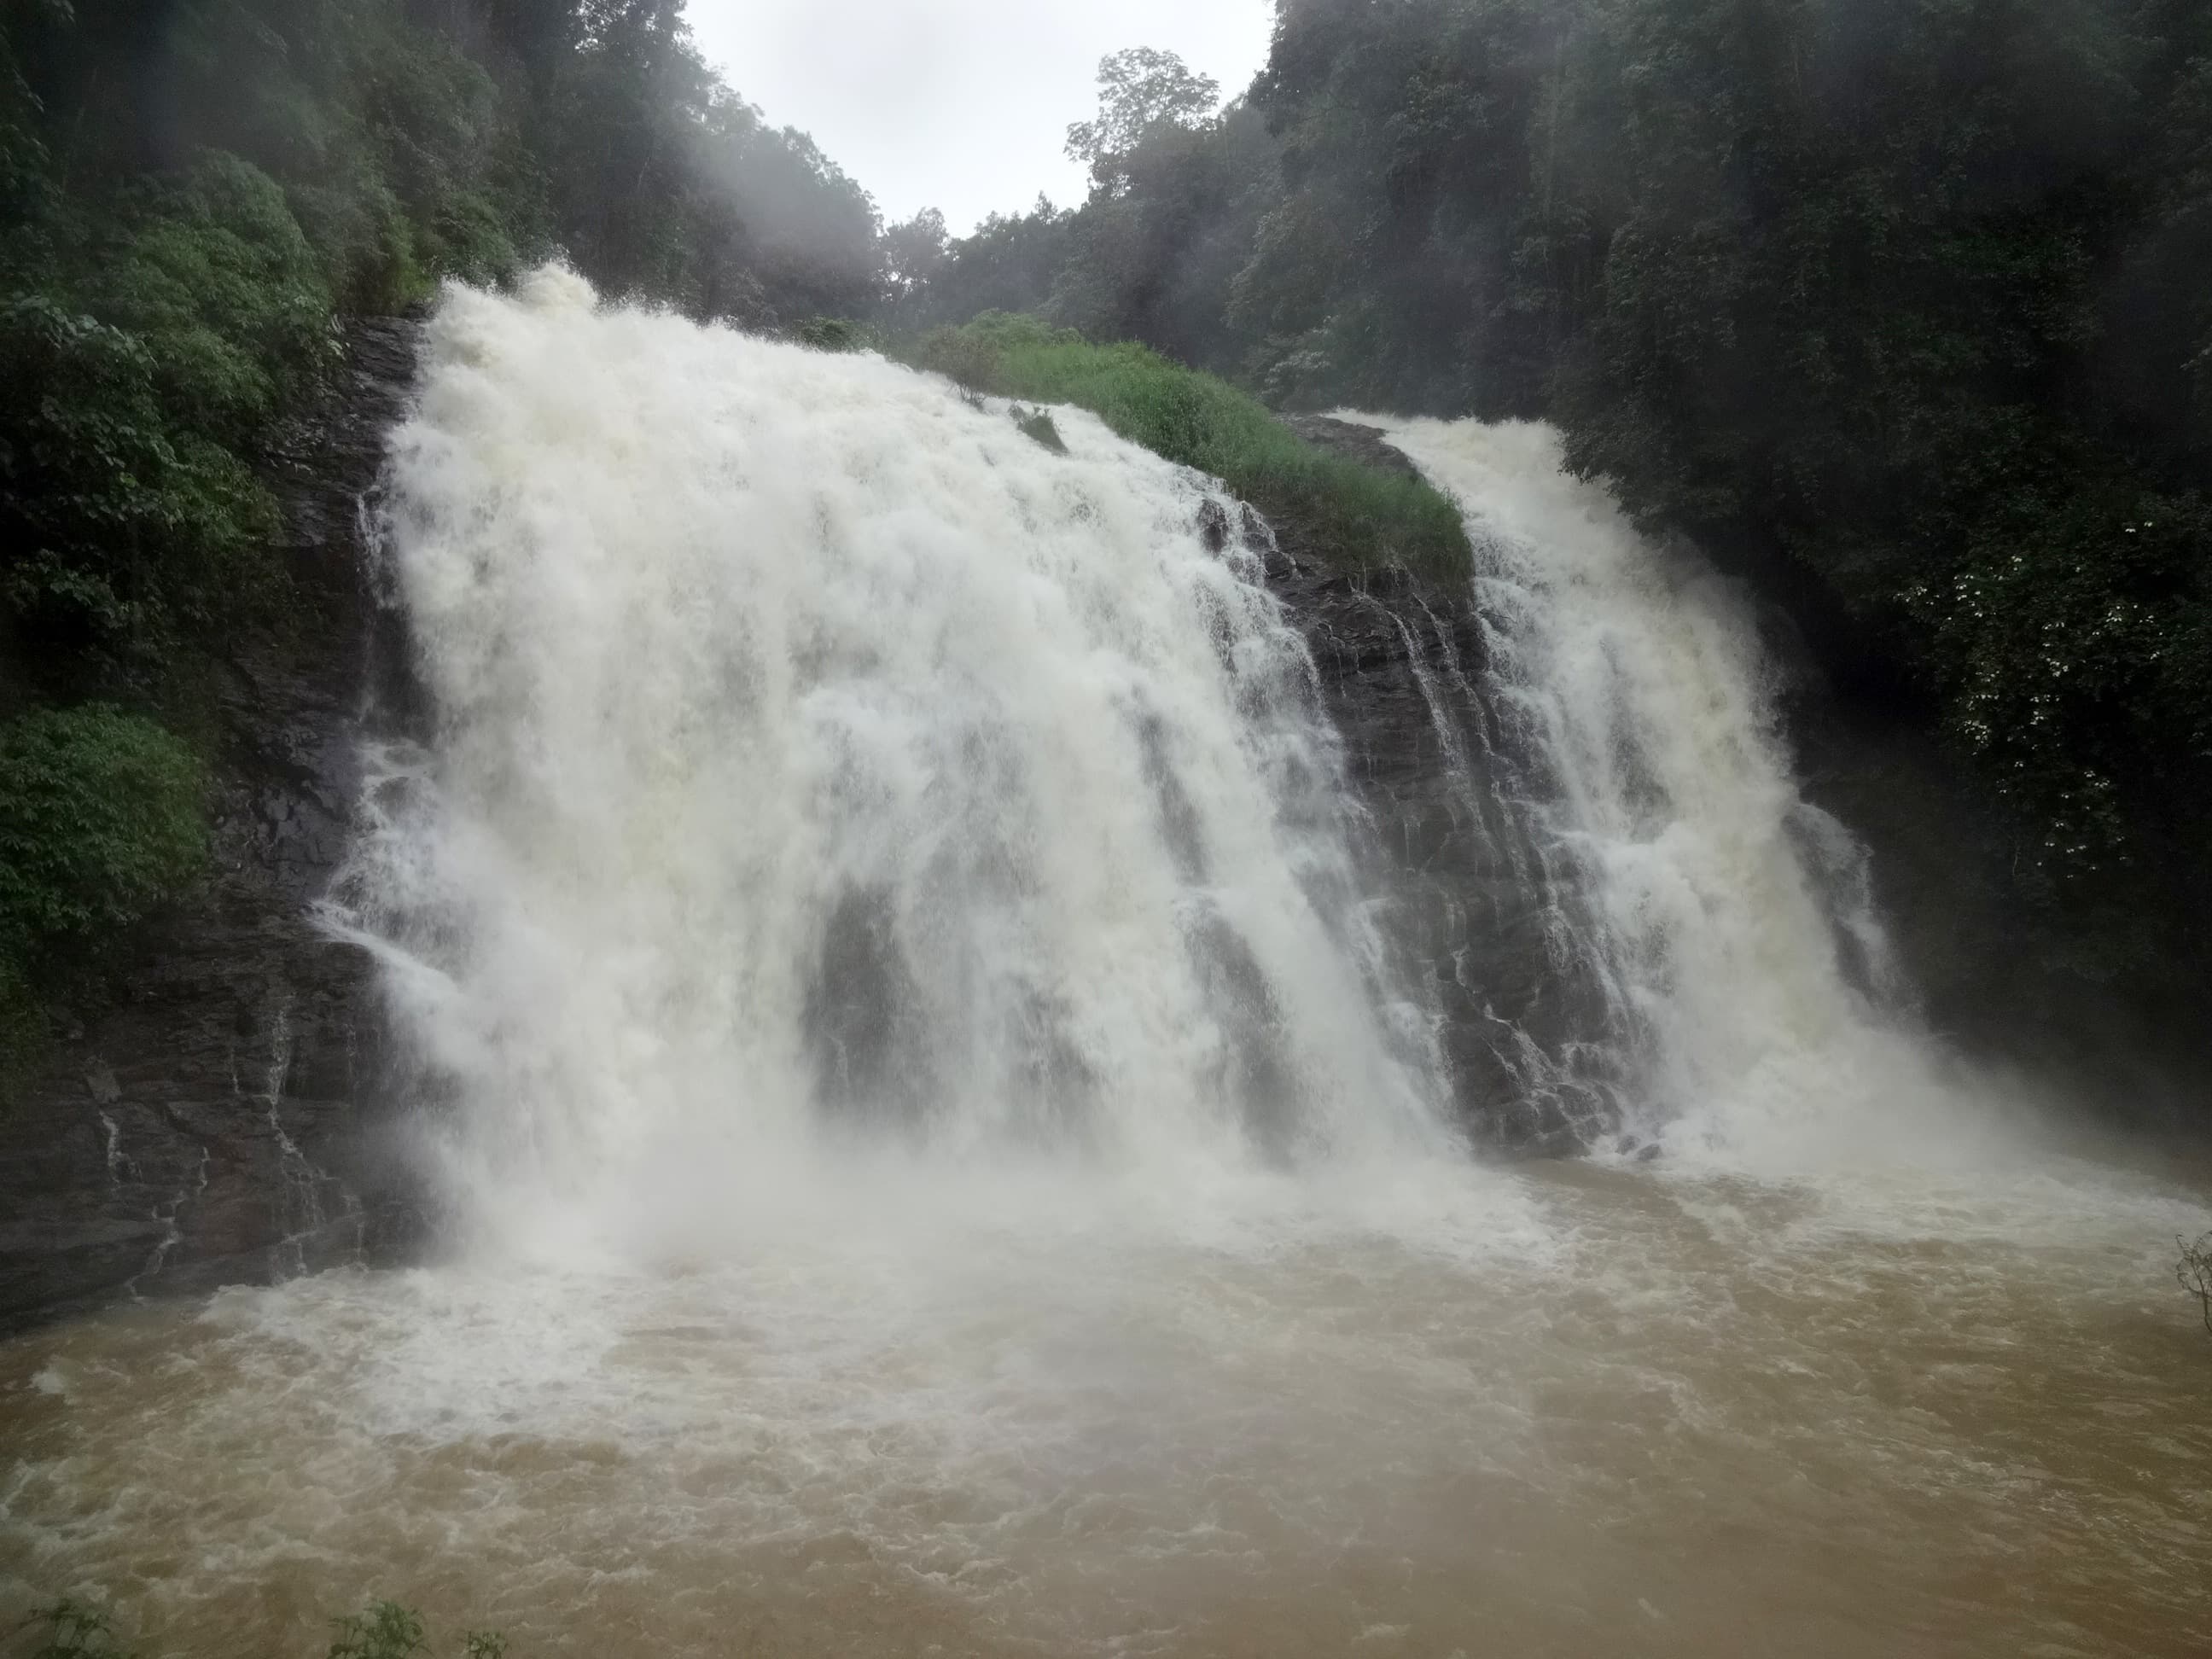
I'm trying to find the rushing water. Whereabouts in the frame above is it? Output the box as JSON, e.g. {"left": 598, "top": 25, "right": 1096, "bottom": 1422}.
{"left": 3, "top": 274, "right": 2209, "bottom": 1657}
{"left": 1366, "top": 415, "right": 1987, "bottom": 1173}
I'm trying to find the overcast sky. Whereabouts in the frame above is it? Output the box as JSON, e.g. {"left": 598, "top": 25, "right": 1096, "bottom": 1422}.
{"left": 685, "top": 0, "right": 1277, "bottom": 233}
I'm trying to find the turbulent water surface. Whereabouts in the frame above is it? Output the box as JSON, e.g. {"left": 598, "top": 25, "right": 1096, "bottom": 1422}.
{"left": 3, "top": 274, "right": 2209, "bottom": 1658}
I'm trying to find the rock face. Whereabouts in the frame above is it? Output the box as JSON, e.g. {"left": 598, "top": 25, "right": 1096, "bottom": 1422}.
{"left": 0, "top": 320, "right": 421, "bottom": 1334}
{"left": 1260, "top": 419, "right": 1628, "bottom": 1156}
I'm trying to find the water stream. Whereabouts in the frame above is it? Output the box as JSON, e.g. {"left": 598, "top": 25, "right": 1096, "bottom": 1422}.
{"left": 2, "top": 273, "right": 2206, "bottom": 1657}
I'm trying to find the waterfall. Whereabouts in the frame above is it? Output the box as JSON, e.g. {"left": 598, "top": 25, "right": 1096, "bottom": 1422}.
{"left": 325, "top": 269, "right": 1449, "bottom": 1250}
{"left": 1373, "top": 416, "right": 1986, "bottom": 1170}
{"left": 325, "top": 268, "right": 1997, "bottom": 1251}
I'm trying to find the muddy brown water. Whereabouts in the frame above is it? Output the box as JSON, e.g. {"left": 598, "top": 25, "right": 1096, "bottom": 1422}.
{"left": 3, "top": 1151, "right": 2207, "bottom": 1658}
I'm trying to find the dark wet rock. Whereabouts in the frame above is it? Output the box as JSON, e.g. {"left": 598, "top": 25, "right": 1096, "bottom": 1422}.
{"left": 1284, "top": 415, "right": 1429, "bottom": 483}
{"left": 1252, "top": 420, "right": 1630, "bottom": 1159}
{"left": 0, "top": 320, "right": 422, "bottom": 1335}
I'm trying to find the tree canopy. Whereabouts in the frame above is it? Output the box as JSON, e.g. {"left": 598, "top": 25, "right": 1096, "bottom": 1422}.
{"left": 1065, "top": 47, "right": 1223, "bottom": 181}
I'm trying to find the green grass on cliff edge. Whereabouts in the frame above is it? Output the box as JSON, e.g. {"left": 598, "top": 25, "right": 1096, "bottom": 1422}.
{"left": 893, "top": 312, "right": 1472, "bottom": 580}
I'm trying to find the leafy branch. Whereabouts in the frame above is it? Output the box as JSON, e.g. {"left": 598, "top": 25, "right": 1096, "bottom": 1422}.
{"left": 2180, "top": 1232, "right": 2212, "bottom": 1339}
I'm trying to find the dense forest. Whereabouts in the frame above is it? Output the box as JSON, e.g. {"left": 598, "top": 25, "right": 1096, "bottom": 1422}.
{"left": 5, "top": 0, "right": 2211, "bottom": 1087}
{"left": 899, "top": 0, "right": 2212, "bottom": 1068}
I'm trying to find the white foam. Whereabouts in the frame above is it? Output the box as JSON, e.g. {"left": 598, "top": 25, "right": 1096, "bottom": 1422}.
{"left": 327, "top": 271, "right": 1472, "bottom": 1269}
{"left": 1370, "top": 416, "right": 2024, "bottom": 1180}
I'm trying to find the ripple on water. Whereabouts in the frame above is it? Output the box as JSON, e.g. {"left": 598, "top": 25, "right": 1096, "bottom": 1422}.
{"left": 2, "top": 1155, "right": 2209, "bottom": 1659}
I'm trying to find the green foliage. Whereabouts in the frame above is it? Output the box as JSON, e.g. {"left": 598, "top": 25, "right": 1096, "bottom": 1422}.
{"left": 533, "top": 13, "right": 880, "bottom": 324}
{"left": 1010, "top": 405, "right": 1067, "bottom": 454}
{"left": 898, "top": 313, "right": 1470, "bottom": 578}
{"left": 88, "top": 154, "right": 337, "bottom": 441}
{"left": 328, "top": 1600, "right": 426, "bottom": 1659}
{"left": 0, "top": 293, "right": 281, "bottom": 672}
{"left": 894, "top": 62, "right": 1275, "bottom": 369}
{"left": 795, "top": 315, "right": 877, "bottom": 352}
{"left": 139, "top": 0, "right": 534, "bottom": 311}
{"left": 1064, "top": 48, "right": 1220, "bottom": 181}
{"left": 17, "top": 1601, "right": 137, "bottom": 1659}
{"left": 879, "top": 206, "right": 950, "bottom": 323}
{"left": 0, "top": 705, "right": 207, "bottom": 955}
{"left": 0, "top": 704, "right": 206, "bottom": 1087}
{"left": 292, "top": 1598, "right": 514, "bottom": 1659}
{"left": 897, "top": 197, "right": 1079, "bottom": 333}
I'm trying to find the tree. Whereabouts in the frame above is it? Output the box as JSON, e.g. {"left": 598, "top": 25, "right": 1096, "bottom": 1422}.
{"left": 880, "top": 206, "right": 949, "bottom": 311}
{"left": 1051, "top": 100, "right": 1278, "bottom": 369}
{"left": 1064, "top": 47, "right": 1220, "bottom": 187}
{"left": 904, "top": 196, "right": 1077, "bottom": 327}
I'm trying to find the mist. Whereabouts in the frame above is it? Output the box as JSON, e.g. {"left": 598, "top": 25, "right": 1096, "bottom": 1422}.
{"left": 684, "top": 0, "right": 1273, "bottom": 230}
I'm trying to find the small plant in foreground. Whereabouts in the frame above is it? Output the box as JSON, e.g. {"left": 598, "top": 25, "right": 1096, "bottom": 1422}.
{"left": 17, "top": 1596, "right": 504, "bottom": 1657}
{"left": 796, "top": 316, "right": 876, "bottom": 353}
{"left": 327, "top": 1601, "right": 505, "bottom": 1659}
{"left": 2180, "top": 1232, "right": 2212, "bottom": 1338}
{"left": 328, "top": 1600, "right": 426, "bottom": 1659}
{"left": 20, "top": 1602, "right": 137, "bottom": 1659}
{"left": 1011, "top": 405, "right": 1067, "bottom": 454}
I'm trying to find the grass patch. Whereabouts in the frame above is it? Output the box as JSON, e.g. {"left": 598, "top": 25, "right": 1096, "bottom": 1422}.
{"left": 893, "top": 313, "right": 1470, "bottom": 579}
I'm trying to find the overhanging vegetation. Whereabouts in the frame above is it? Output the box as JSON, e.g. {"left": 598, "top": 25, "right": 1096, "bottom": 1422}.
{"left": 894, "top": 312, "right": 1470, "bottom": 579}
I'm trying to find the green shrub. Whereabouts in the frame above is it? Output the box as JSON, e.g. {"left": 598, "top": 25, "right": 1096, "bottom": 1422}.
{"left": 0, "top": 294, "right": 282, "bottom": 669}
{"left": 797, "top": 315, "right": 876, "bottom": 352}
{"left": 88, "top": 154, "right": 337, "bottom": 439}
{"left": 1011, "top": 405, "right": 1067, "bottom": 454}
{"left": 328, "top": 1600, "right": 427, "bottom": 1659}
{"left": 326, "top": 1600, "right": 508, "bottom": 1659}
{"left": 285, "top": 150, "right": 426, "bottom": 314}
{"left": 0, "top": 705, "right": 207, "bottom": 990}
{"left": 19, "top": 1600, "right": 136, "bottom": 1659}
{"left": 896, "top": 313, "right": 1470, "bottom": 577}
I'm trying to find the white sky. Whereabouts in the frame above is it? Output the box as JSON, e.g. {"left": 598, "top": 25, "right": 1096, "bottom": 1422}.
{"left": 685, "top": 1, "right": 1278, "bottom": 233}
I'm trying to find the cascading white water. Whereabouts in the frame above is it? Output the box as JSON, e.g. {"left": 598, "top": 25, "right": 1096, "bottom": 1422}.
{"left": 329, "top": 268, "right": 1447, "bottom": 1254}
{"left": 1372, "top": 417, "right": 1995, "bottom": 1170}
{"left": 341, "top": 275, "right": 2012, "bottom": 1215}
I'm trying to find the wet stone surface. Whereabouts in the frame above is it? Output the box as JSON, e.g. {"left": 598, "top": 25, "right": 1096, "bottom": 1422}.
{"left": 0, "top": 321, "right": 423, "bottom": 1334}
{"left": 1262, "top": 418, "right": 1630, "bottom": 1157}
